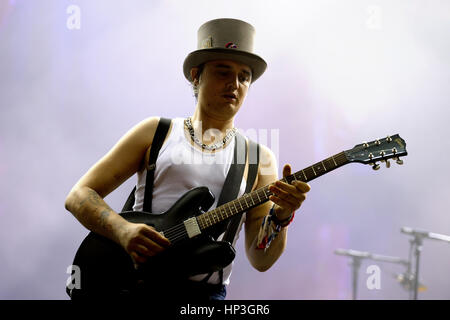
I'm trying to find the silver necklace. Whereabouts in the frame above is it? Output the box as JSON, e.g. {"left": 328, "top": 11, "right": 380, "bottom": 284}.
{"left": 184, "top": 117, "right": 237, "bottom": 151}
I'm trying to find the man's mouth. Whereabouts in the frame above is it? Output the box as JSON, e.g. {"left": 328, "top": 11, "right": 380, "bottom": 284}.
{"left": 223, "top": 94, "right": 237, "bottom": 101}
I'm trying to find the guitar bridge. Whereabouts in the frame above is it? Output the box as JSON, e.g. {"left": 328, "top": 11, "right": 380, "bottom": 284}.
{"left": 183, "top": 217, "right": 201, "bottom": 238}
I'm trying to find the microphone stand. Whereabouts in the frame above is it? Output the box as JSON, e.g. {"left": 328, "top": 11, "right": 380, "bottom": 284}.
{"left": 410, "top": 234, "right": 423, "bottom": 300}
{"left": 401, "top": 227, "right": 450, "bottom": 300}
{"left": 334, "top": 249, "right": 370, "bottom": 300}
{"left": 350, "top": 256, "right": 363, "bottom": 300}
{"left": 335, "top": 249, "right": 409, "bottom": 300}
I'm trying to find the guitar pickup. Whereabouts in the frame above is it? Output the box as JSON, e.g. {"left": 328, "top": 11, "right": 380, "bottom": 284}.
{"left": 184, "top": 217, "right": 201, "bottom": 238}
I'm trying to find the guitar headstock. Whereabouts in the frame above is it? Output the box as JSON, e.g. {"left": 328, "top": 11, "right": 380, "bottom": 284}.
{"left": 344, "top": 134, "right": 407, "bottom": 170}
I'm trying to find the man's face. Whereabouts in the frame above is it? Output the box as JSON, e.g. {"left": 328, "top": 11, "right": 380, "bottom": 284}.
{"left": 192, "top": 59, "right": 252, "bottom": 120}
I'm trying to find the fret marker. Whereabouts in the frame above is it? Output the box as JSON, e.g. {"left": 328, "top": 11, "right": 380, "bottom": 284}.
{"left": 243, "top": 196, "right": 249, "bottom": 207}
{"left": 302, "top": 170, "right": 307, "bottom": 181}
{"left": 332, "top": 156, "right": 338, "bottom": 167}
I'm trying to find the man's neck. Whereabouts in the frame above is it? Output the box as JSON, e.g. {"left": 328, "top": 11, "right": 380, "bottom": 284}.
{"left": 190, "top": 108, "right": 235, "bottom": 137}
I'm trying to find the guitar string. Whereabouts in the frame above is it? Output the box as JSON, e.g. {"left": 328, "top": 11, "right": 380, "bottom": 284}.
{"left": 163, "top": 224, "right": 187, "bottom": 238}
{"left": 160, "top": 153, "right": 350, "bottom": 243}
{"left": 163, "top": 229, "right": 186, "bottom": 243}
{"left": 156, "top": 150, "right": 401, "bottom": 244}
{"left": 161, "top": 200, "right": 252, "bottom": 241}
{"left": 161, "top": 196, "right": 265, "bottom": 243}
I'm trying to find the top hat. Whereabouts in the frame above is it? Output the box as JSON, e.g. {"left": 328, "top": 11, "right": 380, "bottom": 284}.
{"left": 183, "top": 18, "right": 267, "bottom": 84}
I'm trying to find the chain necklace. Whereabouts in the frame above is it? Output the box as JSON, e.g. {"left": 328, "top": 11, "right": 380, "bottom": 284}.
{"left": 184, "top": 117, "right": 237, "bottom": 151}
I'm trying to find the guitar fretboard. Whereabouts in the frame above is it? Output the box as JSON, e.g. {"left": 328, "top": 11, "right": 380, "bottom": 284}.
{"left": 196, "top": 151, "right": 349, "bottom": 230}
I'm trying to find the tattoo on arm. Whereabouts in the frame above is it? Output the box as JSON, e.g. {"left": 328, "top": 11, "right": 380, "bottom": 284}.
{"left": 77, "top": 188, "right": 115, "bottom": 229}
{"left": 99, "top": 209, "right": 111, "bottom": 229}
{"left": 79, "top": 189, "right": 103, "bottom": 208}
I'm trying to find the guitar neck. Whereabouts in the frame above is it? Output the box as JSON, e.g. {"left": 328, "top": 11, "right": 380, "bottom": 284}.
{"left": 197, "top": 151, "right": 350, "bottom": 231}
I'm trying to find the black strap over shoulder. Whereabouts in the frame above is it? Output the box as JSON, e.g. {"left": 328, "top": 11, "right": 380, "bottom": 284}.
{"left": 207, "top": 132, "right": 247, "bottom": 240}
{"left": 121, "top": 117, "right": 172, "bottom": 213}
{"left": 201, "top": 132, "right": 260, "bottom": 284}
{"left": 222, "top": 136, "right": 259, "bottom": 244}
{"left": 143, "top": 118, "right": 171, "bottom": 212}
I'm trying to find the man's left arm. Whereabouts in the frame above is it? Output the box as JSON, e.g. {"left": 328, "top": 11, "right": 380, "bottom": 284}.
{"left": 244, "top": 146, "right": 311, "bottom": 272}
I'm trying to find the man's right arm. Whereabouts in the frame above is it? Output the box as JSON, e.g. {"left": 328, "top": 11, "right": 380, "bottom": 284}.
{"left": 64, "top": 116, "right": 170, "bottom": 263}
{"left": 64, "top": 186, "right": 128, "bottom": 248}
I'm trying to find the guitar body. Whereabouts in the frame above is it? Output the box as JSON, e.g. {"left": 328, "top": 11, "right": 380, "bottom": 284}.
{"left": 68, "top": 187, "right": 236, "bottom": 298}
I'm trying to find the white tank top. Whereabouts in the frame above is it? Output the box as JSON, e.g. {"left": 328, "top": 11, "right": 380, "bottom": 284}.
{"left": 133, "top": 117, "right": 247, "bottom": 285}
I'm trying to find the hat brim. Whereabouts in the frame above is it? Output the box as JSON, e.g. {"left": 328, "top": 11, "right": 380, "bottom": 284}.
{"left": 183, "top": 48, "right": 267, "bottom": 84}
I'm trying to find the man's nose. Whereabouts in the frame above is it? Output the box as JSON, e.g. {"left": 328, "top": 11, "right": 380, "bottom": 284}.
{"left": 226, "top": 74, "right": 239, "bottom": 90}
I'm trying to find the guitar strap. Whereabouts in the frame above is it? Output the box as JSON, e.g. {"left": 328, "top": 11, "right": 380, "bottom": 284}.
{"left": 205, "top": 132, "right": 246, "bottom": 240}
{"left": 222, "top": 136, "right": 259, "bottom": 243}
{"left": 143, "top": 118, "right": 172, "bottom": 212}
{"left": 202, "top": 132, "right": 260, "bottom": 284}
{"left": 121, "top": 117, "right": 172, "bottom": 213}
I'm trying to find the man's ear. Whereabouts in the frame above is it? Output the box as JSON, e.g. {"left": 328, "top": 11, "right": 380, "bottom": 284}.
{"left": 190, "top": 67, "right": 199, "bottom": 83}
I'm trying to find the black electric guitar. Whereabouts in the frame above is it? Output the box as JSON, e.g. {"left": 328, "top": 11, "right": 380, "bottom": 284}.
{"left": 68, "top": 134, "right": 407, "bottom": 297}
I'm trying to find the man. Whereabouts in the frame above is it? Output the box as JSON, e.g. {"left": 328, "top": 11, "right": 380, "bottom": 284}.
{"left": 65, "top": 18, "right": 310, "bottom": 300}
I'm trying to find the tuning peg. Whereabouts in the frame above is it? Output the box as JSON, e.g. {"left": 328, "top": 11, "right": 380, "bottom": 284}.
{"left": 375, "top": 139, "right": 381, "bottom": 146}
{"left": 372, "top": 163, "right": 380, "bottom": 170}
{"left": 396, "top": 158, "right": 404, "bottom": 165}
{"left": 381, "top": 159, "right": 391, "bottom": 168}
{"left": 379, "top": 151, "right": 390, "bottom": 168}
{"left": 386, "top": 136, "right": 393, "bottom": 142}
{"left": 363, "top": 142, "right": 369, "bottom": 148}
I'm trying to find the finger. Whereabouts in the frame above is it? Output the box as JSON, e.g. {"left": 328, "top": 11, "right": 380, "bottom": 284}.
{"left": 131, "top": 252, "right": 148, "bottom": 264}
{"left": 271, "top": 182, "right": 305, "bottom": 202}
{"left": 274, "top": 180, "right": 301, "bottom": 195}
{"left": 141, "top": 226, "right": 171, "bottom": 247}
{"left": 269, "top": 190, "right": 301, "bottom": 210}
{"left": 276, "top": 178, "right": 310, "bottom": 194}
{"left": 134, "top": 243, "right": 151, "bottom": 256}
{"left": 283, "top": 164, "right": 292, "bottom": 178}
{"left": 292, "top": 180, "right": 311, "bottom": 193}
{"left": 269, "top": 195, "right": 296, "bottom": 212}
{"left": 134, "top": 243, "right": 161, "bottom": 258}
{"left": 136, "top": 236, "right": 166, "bottom": 255}
{"left": 270, "top": 184, "right": 306, "bottom": 211}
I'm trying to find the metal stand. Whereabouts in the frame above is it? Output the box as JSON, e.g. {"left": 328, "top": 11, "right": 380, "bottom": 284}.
{"left": 401, "top": 226, "right": 450, "bottom": 300}
{"left": 411, "top": 234, "right": 423, "bottom": 300}
{"left": 335, "top": 249, "right": 370, "bottom": 300}
{"left": 336, "top": 228, "right": 449, "bottom": 300}
{"left": 335, "top": 248, "right": 408, "bottom": 300}
{"left": 350, "top": 257, "right": 362, "bottom": 300}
